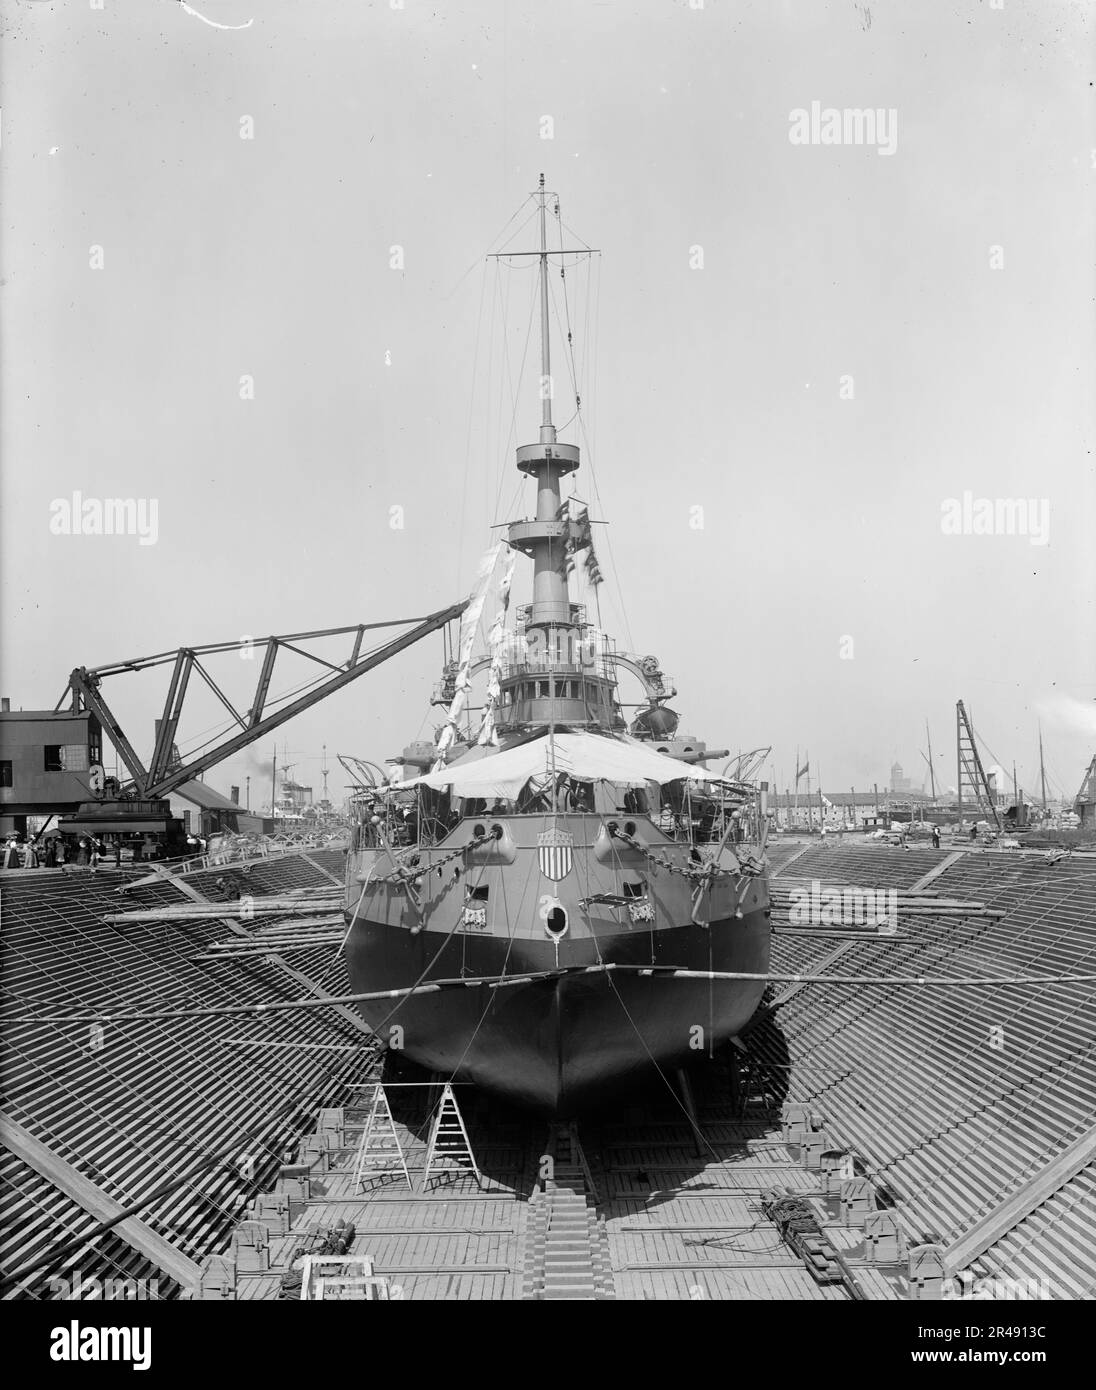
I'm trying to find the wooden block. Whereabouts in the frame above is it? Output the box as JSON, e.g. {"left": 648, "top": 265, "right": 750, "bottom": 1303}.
{"left": 254, "top": 1192, "right": 291, "bottom": 1234}
{"left": 298, "top": 1132, "right": 334, "bottom": 1174}
{"left": 801, "top": 1132, "right": 833, "bottom": 1169}
{"left": 276, "top": 1165, "right": 312, "bottom": 1201}
{"left": 232, "top": 1220, "right": 269, "bottom": 1273}
{"left": 908, "top": 1242, "right": 946, "bottom": 1298}
{"left": 864, "top": 1211, "right": 902, "bottom": 1263}
{"left": 839, "top": 1178, "right": 874, "bottom": 1224}
{"left": 781, "top": 1103, "right": 813, "bottom": 1143}
{"left": 318, "top": 1108, "right": 346, "bottom": 1145}
{"left": 197, "top": 1254, "right": 237, "bottom": 1300}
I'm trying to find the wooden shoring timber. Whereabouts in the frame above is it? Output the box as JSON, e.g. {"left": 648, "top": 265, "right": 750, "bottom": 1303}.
{"left": 194, "top": 940, "right": 344, "bottom": 961}
{"left": 202, "top": 915, "right": 343, "bottom": 938}
{"left": 0, "top": 1114, "right": 204, "bottom": 1292}
{"left": 154, "top": 871, "right": 373, "bottom": 1039}
{"left": 300, "top": 852, "right": 345, "bottom": 888}
{"left": 944, "top": 1124, "right": 1096, "bottom": 1276}
{"left": 105, "top": 900, "right": 341, "bottom": 924}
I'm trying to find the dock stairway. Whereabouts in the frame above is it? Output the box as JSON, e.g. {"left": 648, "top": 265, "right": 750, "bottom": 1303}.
{"left": 523, "top": 1123, "right": 613, "bottom": 1300}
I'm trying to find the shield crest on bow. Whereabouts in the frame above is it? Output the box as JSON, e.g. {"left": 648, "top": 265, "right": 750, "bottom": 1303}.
{"left": 537, "top": 828, "right": 573, "bottom": 881}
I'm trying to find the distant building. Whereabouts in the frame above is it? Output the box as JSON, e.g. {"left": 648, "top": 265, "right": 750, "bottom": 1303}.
{"left": 772, "top": 790, "right": 881, "bottom": 827}
{"left": 890, "top": 761, "right": 914, "bottom": 794}
{"left": 167, "top": 779, "right": 253, "bottom": 838}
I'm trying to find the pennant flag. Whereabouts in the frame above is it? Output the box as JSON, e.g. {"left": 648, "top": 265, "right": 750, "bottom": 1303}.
{"left": 552, "top": 498, "right": 604, "bottom": 588}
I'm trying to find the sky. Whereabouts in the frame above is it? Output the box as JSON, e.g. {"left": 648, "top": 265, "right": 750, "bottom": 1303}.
{"left": 2, "top": 0, "right": 1093, "bottom": 810}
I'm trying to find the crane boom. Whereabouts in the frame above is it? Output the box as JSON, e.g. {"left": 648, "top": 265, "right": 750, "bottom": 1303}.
{"left": 956, "top": 699, "right": 1002, "bottom": 832}
{"left": 64, "top": 603, "right": 467, "bottom": 802}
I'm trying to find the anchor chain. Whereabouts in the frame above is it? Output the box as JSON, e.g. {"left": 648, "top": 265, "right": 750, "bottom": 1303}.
{"left": 374, "top": 839, "right": 473, "bottom": 887}
{"left": 611, "top": 830, "right": 732, "bottom": 882}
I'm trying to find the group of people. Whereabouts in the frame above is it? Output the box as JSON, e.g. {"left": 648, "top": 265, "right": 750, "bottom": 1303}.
{"left": 2, "top": 833, "right": 125, "bottom": 871}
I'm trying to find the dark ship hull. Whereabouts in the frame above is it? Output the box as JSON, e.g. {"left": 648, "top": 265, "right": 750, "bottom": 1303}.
{"left": 344, "top": 904, "right": 770, "bottom": 1113}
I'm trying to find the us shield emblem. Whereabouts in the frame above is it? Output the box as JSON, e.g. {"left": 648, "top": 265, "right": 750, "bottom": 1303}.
{"left": 537, "top": 828, "right": 574, "bottom": 881}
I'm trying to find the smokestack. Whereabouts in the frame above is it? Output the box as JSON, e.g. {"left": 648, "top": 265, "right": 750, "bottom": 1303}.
{"left": 230, "top": 786, "right": 240, "bottom": 805}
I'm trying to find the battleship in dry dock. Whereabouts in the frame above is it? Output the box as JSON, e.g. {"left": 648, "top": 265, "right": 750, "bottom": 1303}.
{"left": 342, "top": 179, "right": 772, "bottom": 1113}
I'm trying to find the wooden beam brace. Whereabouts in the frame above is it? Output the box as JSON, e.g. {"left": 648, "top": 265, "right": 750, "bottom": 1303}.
{"left": 944, "top": 1124, "right": 1096, "bottom": 1274}
{"left": 0, "top": 1113, "right": 204, "bottom": 1291}
{"left": 157, "top": 871, "right": 373, "bottom": 1041}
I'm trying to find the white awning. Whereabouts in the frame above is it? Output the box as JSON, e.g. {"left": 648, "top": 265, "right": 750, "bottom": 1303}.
{"left": 394, "top": 732, "right": 726, "bottom": 800}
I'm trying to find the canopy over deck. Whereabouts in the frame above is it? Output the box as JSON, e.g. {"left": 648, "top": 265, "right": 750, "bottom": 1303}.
{"left": 394, "top": 732, "right": 727, "bottom": 800}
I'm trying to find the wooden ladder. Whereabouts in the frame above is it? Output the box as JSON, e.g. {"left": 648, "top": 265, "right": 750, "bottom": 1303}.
{"left": 421, "top": 1083, "right": 482, "bottom": 1189}
{"left": 352, "top": 1084, "right": 413, "bottom": 1190}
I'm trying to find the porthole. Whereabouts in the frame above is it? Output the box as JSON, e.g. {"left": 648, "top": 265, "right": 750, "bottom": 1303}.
{"left": 545, "top": 905, "right": 568, "bottom": 939}
{"left": 473, "top": 823, "right": 486, "bottom": 839}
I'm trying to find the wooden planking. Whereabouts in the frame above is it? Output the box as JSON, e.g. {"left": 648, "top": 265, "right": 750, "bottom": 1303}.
{"left": 614, "top": 1268, "right": 845, "bottom": 1300}
{"left": 605, "top": 1165, "right": 818, "bottom": 1199}
{"left": 314, "top": 1199, "right": 518, "bottom": 1232}
{"left": 239, "top": 1099, "right": 530, "bottom": 1303}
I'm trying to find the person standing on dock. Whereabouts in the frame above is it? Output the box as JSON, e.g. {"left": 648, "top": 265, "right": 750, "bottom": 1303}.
{"left": 2, "top": 837, "right": 19, "bottom": 869}
{"left": 931, "top": 825, "right": 941, "bottom": 849}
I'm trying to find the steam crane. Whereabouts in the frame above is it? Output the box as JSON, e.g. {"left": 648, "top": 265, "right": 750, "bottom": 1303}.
{"left": 955, "top": 699, "right": 1003, "bottom": 833}
{"left": 56, "top": 603, "right": 467, "bottom": 842}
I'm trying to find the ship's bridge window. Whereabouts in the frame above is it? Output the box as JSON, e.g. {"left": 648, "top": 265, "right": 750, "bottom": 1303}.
{"left": 538, "top": 680, "right": 550, "bottom": 699}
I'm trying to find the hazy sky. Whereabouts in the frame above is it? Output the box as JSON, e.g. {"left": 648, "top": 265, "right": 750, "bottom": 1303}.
{"left": 2, "top": 0, "right": 1093, "bottom": 809}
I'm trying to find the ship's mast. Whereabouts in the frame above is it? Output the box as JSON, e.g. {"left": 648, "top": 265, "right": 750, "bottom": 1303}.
{"left": 538, "top": 175, "right": 554, "bottom": 444}
{"left": 494, "top": 178, "right": 616, "bottom": 737}
{"left": 1039, "top": 724, "right": 1048, "bottom": 811}
{"left": 925, "top": 718, "right": 937, "bottom": 801}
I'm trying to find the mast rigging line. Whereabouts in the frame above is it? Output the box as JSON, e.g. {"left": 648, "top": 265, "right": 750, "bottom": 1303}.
{"left": 10, "top": 965, "right": 1094, "bottom": 1028}
{"left": 441, "top": 194, "right": 539, "bottom": 301}
{"left": 456, "top": 255, "right": 490, "bottom": 590}
{"left": 491, "top": 264, "right": 541, "bottom": 526}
